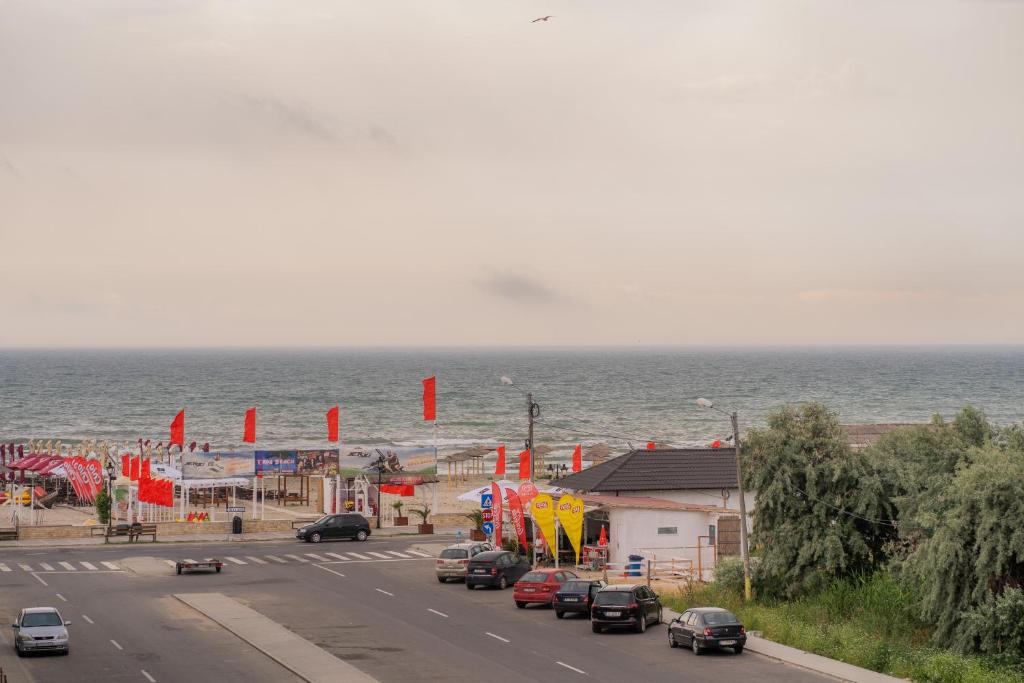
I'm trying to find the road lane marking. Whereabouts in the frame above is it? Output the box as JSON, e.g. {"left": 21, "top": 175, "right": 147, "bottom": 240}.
{"left": 82, "top": 614, "right": 94, "bottom": 624}
{"left": 385, "top": 551, "right": 410, "bottom": 558}
{"left": 40, "top": 562, "right": 55, "bottom": 571}
{"left": 0, "top": 563, "right": 9, "bottom": 572}
{"left": 266, "top": 555, "right": 287, "bottom": 563}
{"left": 427, "top": 609, "right": 448, "bottom": 618}
{"left": 81, "top": 562, "right": 97, "bottom": 570}
{"left": 374, "top": 588, "right": 395, "bottom": 597}
{"left": 142, "top": 670, "right": 156, "bottom": 682}
{"left": 315, "top": 565, "right": 346, "bottom": 578}
{"left": 56, "top": 593, "right": 67, "bottom": 602}
{"left": 18, "top": 564, "right": 33, "bottom": 571}
{"left": 225, "top": 557, "right": 247, "bottom": 565}
{"left": 32, "top": 573, "right": 48, "bottom": 586}
{"left": 486, "top": 632, "right": 510, "bottom": 643}
{"left": 557, "top": 661, "right": 587, "bottom": 675}
{"left": 245, "top": 556, "right": 268, "bottom": 564}
{"left": 111, "top": 639, "right": 123, "bottom": 650}
{"left": 101, "top": 561, "right": 120, "bottom": 570}
{"left": 305, "top": 553, "right": 328, "bottom": 561}
{"left": 406, "top": 549, "right": 432, "bottom": 557}
{"left": 367, "top": 552, "right": 391, "bottom": 559}
{"left": 325, "top": 553, "right": 348, "bottom": 560}
{"left": 284, "top": 554, "right": 309, "bottom": 563}
{"left": 59, "top": 561, "right": 77, "bottom": 571}
{"left": 346, "top": 552, "right": 370, "bottom": 560}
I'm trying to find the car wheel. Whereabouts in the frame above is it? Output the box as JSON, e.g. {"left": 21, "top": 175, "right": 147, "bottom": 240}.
{"left": 437, "top": 576, "right": 447, "bottom": 583}
{"left": 637, "top": 614, "right": 647, "bottom": 633}
{"left": 62, "top": 647, "right": 70, "bottom": 656}
{"left": 216, "top": 566, "right": 221, "bottom": 573}
{"left": 692, "top": 638, "right": 702, "bottom": 655}
{"left": 656, "top": 608, "right": 662, "bottom": 624}
{"left": 310, "top": 532, "right": 322, "bottom": 543}
{"left": 356, "top": 530, "right": 368, "bottom": 542}
{"left": 466, "top": 582, "right": 475, "bottom": 590}
{"left": 176, "top": 565, "right": 182, "bottom": 575}
{"left": 516, "top": 601, "right": 526, "bottom": 608}
{"left": 668, "top": 631, "right": 678, "bottom": 648}
{"left": 555, "top": 610, "right": 564, "bottom": 619}
{"left": 592, "top": 623, "right": 602, "bottom": 634}
{"left": 734, "top": 645, "right": 744, "bottom": 655}
{"left": 498, "top": 576, "right": 508, "bottom": 590}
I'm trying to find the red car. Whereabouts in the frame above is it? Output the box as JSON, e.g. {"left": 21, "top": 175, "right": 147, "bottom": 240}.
{"left": 514, "top": 569, "right": 579, "bottom": 608}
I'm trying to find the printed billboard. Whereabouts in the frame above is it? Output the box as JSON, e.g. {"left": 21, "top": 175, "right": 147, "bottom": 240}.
{"left": 180, "top": 451, "right": 255, "bottom": 479}
{"left": 296, "top": 449, "right": 339, "bottom": 475}
{"left": 338, "top": 446, "right": 437, "bottom": 475}
{"left": 254, "top": 450, "right": 298, "bottom": 474}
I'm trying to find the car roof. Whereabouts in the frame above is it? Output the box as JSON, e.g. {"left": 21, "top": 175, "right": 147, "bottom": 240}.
{"left": 445, "top": 542, "right": 483, "bottom": 550}
{"left": 470, "top": 550, "right": 508, "bottom": 561}
{"left": 21, "top": 607, "right": 60, "bottom": 614}
{"left": 525, "top": 567, "right": 563, "bottom": 574}
{"left": 690, "top": 607, "right": 731, "bottom": 613}
{"left": 598, "top": 584, "right": 641, "bottom": 591}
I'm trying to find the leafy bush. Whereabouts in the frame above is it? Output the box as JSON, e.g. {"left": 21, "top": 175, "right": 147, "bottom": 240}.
{"left": 961, "top": 588, "right": 1024, "bottom": 663}
{"left": 94, "top": 487, "right": 110, "bottom": 524}
{"left": 714, "top": 557, "right": 746, "bottom": 596}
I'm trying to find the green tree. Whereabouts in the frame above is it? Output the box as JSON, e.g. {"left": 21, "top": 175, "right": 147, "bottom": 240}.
{"left": 744, "top": 403, "right": 896, "bottom": 598}
{"left": 95, "top": 487, "right": 111, "bottom": 524}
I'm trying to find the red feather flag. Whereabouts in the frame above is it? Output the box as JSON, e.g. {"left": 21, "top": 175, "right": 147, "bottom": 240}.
{"left": 130, "top": 456, "right": 140, "bottom": 482}
{"left": 141, "top": 458, "right": 151, "bottom": 481}
{"left": 646, "top": 441, "right": 656, "bottom": 450}
{"left": 422, "top": 376, "right": 436, "bottom": 421}
{"left": 121, "top": 454, "right": 130, "bottom": 477}
{"left": 243, "top": 407, "right": 257, "bottom": 443}
{"left": 170, "top": 410, "right": 185, "bottom": 447}
{"left": 494, "top": 445, "right": 506, "bottom": 476}
{"left": 326, "top": 406, "right": 339, "bottom": 442}
{"left": 518, "top": 450, "right": 530, "bottom": 480}
{"left": 572, "top": 444, "right": 582, "bottom": 472}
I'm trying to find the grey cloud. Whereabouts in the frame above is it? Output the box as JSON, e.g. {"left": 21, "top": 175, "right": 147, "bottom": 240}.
{"left": 478, "top": 273, "right": 563, "bottom": 305}
{"left": 237, "top": 95, "right": 337, "bottom": 141}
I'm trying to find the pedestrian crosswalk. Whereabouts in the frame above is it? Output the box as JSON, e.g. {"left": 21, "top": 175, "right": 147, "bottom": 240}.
{"left": 1, "top": 560, "right": 122, "bottom": 573}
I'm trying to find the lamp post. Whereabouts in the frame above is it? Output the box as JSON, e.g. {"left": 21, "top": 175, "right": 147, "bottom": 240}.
{"left": 500, "top": 376, "right": 540, "bottom": 480}
{"left": 697, "top": 398, "right": 752, "bottom": 601}
{"left": 373, "top": 453, "right": 385, "bottom": 530}
{"left": 104, "top": 459, "right": 115, "bottom": 544}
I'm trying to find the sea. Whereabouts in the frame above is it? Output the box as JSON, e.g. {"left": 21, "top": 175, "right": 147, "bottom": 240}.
{"left": 1, "top": 348, "right": 1022, "bottom": 458}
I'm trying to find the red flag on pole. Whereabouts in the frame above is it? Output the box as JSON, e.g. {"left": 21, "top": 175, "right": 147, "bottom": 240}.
{"left": 422, "top": 376, "right": 436, "bottom": 421}
{"left": 494, "top": 445, "right": 506, "bottom": 476}
{"left": 170, "top": 410, "right": 185, "bottom": 447}
{"left": 326, "top": 406, "right": 339, "bottom": 442}
{"left": 517, "top": 450, "right": 530, "bottom": 480}
{"left": 141, "top": 457, "right": 151, "bottom": 480}
{"left": 121, "top": 454, "right": 130, "bottom": 477}
{"left": 243, "top": 407, "right": 257, "bottom": 443}
{"left": 130, "top": 456, "right": 140, "bottom": 481}
{"left": 572, "top": 444, "right": 582, "bottom": 472}
{"left": 646, "top": 441, "right": 656, "bottom": 450}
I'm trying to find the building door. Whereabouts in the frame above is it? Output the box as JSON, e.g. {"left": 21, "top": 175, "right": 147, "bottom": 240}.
{"left": 717, "top": 516, "right": 741, "bottom": 557}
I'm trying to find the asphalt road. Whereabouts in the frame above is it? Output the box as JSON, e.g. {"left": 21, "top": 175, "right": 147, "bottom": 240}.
{"left": 1, "top": 535, "right": 833, "bottom": 683}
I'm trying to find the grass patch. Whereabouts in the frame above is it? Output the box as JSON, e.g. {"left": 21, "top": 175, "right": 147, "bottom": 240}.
{"left": 662, "top": 573, "right": 1024, "bottom": 683}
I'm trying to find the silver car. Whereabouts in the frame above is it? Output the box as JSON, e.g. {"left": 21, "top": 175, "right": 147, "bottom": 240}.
{"left": 12, "top": 607, "right": 70, "bottom": 656}
{"left": 436, "top": 542, "right": 494, "bottom": 582}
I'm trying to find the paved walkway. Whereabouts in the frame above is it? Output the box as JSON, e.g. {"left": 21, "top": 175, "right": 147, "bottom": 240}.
{"left": 176, "top": 592, "right": 377, "bottom": 683}
{"left": 663, "top": 607, "right": 906, "bottom": 682}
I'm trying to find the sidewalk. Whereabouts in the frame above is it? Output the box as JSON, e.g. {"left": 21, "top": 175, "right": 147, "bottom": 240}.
{"left": 662, "top": 607, "right": 906, "bottom": 683}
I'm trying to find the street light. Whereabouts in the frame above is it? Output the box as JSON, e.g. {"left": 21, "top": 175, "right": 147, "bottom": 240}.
{"left": 697, "top": 397, "right": 752, "bottom": 601}
{"left": 104, "top": 459, "right": 115, "bottom": 544}
{"left": 499, "top": 376, "right": 539, "bottom": 481}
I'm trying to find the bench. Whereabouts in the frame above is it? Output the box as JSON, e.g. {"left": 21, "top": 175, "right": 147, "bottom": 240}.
{"left": 0, "top": 527, "right": 17, "bottom": 541}
{"left": 90, "top": 523, "right": 158, "bottom": 542}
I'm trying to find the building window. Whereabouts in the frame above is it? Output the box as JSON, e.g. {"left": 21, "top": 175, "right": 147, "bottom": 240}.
{"left": 657, "top": 527, "right": 678, "bottom": 535}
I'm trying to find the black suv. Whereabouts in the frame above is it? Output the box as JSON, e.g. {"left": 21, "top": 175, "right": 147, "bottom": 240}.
{"left": 465, "top": 550, "right": 531, "bottom": 590}
{"left": 296, "top": 514, "right": 371, "bottom": 543}
{"left": 591, "top": 584, "right": 662, "bottom": 633}
{"left": 668, "top": 607, "right": 746, "bottom": 654}
{"left": 553, "top": 579, "right": 605, "bottom": 619}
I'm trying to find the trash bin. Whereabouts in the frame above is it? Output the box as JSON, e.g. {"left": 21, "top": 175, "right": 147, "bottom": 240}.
{"left": 627, "top": 554, "right": 644, "bottom": 577}
{"left": 232, "top": 515, "right": 243, "bottom": 535}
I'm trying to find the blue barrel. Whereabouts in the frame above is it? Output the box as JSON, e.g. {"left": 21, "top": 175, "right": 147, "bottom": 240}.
{"left": 627, "top": 554, "right": 644, "bottom": 577}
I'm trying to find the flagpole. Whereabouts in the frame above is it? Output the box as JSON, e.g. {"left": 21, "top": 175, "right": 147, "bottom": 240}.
{"left": 432, "top": 420, "right": 438, "bottom": 515}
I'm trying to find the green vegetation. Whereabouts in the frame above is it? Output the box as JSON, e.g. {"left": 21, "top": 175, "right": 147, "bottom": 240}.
{"left": 94, "top": 486, "right": 111, "bottom": 524}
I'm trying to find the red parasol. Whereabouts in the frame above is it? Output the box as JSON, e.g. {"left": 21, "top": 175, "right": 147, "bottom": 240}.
{"left": 598, "top": 526, "right": 608, "bottom": 546}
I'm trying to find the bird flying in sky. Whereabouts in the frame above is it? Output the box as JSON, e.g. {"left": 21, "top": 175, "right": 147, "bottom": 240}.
{"left": 532, "top": 16, "right": 554, "bottom": 23}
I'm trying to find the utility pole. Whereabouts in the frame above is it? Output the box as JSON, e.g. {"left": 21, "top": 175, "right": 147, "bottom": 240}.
{"left": 375, "top": 454, "right": 383, "bottom": 530}
{"left": 730, "top": 411, "right": 752, "bottom": 601}
{"left": 527, "top": 392, "right": 536, "bottom": 480}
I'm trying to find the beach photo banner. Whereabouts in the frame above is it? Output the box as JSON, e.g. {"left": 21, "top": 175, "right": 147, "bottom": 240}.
{"left": 338, "top": 446, "right": 437, "bottom": 475}
{"left": 297, "top": 449, "right": 339, "bottom": 475}
{"left": 181, "top": 451, "right": 255, "bottom": 479}
{"left": 254, "top": 450, "right": 298, "bottom": 474}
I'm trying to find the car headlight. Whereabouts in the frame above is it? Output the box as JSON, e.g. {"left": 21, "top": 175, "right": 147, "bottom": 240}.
{"left": 17, "top": 634, "right": 33, "bottom": 641}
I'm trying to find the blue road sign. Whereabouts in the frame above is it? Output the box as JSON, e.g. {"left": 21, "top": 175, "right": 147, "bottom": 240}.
{"left": 481, "top": 493, "right": 493, "bottom": 509}
{"left": 482, "top": 522, "right": 494, "bottom": 535}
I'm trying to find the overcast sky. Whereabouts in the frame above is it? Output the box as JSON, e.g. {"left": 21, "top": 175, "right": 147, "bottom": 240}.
{"left": 2, "top": 0, "right": 1023, "bottom": 347}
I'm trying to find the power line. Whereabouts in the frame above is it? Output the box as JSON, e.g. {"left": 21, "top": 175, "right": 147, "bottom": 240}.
{"left": 792, "top": 485, "right": 898, "bottom": 528}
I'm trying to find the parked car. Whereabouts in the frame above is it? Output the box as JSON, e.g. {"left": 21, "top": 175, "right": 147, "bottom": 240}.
{"left": 436, "top": 542, "right": 494, "bottom": 583}
{"left": 513, "top": 568, "right": 579, "bottom": 608}
{"left": 465, "top": 550, "right": 531, "bottom": 590}
{"left": 295, "top": 513, "right": 371, "bottom": 543}
{"left": 11, "top": 607, "right": 70, "bottom": 656}
{"left": 590, "top": 584, "right": 662, "bottom": 633}
{"left": 668, "top": 607, "right": 746, "bottom": 654}
{"left": 553, "top": 579, "right": 605, "bottom": 618}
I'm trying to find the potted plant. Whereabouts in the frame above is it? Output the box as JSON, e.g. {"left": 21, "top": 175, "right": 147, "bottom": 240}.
{"left": 467, "top": 509, "right": 486, "bottom": 541}
{"left": 411, "top": 504, "right": 433, "bottom": 534}
{"left": 392, "top": 500, "right": 409, "bottom": 526}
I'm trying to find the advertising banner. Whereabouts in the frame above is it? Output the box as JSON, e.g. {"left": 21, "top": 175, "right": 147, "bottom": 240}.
{"left": 254, "top": 450, "right": 298, "bottom": 475}
{"left": 297, "top": 449, "right": 339, "bottom": 475}
{"left": 531, "top": 493, "right": 557, "bottom": 555}
{"left": 338, "top": 446, "right": 436, "bottom": 475}
{"left": 556, "top": 494, "right": 585, "bottom": 564}
{"left": 181, "top": 451, "right": 255, "bottom": 479}
{"left": 505, "top": 488, "right": 529, "bottom": 550}
{"left": 491, "top": 482, "right": 504, "bottom": 544}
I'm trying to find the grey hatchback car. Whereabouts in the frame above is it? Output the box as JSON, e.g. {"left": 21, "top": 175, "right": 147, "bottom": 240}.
{"left": 12, "top": 607, "right": 70, "bottom": 656}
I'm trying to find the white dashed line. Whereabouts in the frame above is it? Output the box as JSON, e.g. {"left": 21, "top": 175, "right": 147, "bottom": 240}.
{"left": 81, "top": 562, "right": 97, "bottom": 570}
{"left": 405, "top": 549, "right": 432, "bottom": 557}
{"left": 141, "top": 670, "right": 156, "bottom": 682}
{"left": 346, "top": 552, "right": 370, "bottom": 560}
{"left": 305, "top": 553, "right": 328, "bottom": 561}
{"left": 56, "top": 593, "right": 67, "bottom": 602}
{"left": 266, "top": 555, "right": 287, "bottom": 563}
{"left": 486, "top": 632, "right": 510, "bottom": 643}
{"left": 39, "top": 562, "right": 54, "bottom": 571}
{"left": 556, "top": 661, "right": 587, "bottom": 675}
{"left": 59, "top": 561, "right": 76, "bottom": 571}
{"left": 82, "top": 614, "right": 94, "bottom": 624}
{"left": 0, "top": 563, "right": 10, "bottom": 572}
{"left": 245, "top": 556, "right": 268, "bottom": 564}
{"left": 385, "top": 551, "right": 410, "bottom": 558}
{"left": 316, "top": 565, "right": 346, "bottom": 578}
{"left": 110, "top": 639, "right": 123, "bottom": 650}
{"left": 427, "top": 609, "right": 449, "bottom": 618}
{"left": 225, "top": 557, "right": 247, "bottom": 565}
{"left": 367, "top": 552, "right": 391, "bottom": 559}
{"left": 284, "top": 554, "right": 308, "bottom": 563}
{"left": 374, "top": 588, "right": 395, "bottom": 597}
{"left": 18, "top": 564, "right": 32, "bottom": 571}
{"left": 101, "top": 561, "right": 120, "bottom": 570}
{"left": 32, "top": 574, "right": 48, "bottom": 586}
{"left": 325, "top": 553, "right": 348, "bottom": 561}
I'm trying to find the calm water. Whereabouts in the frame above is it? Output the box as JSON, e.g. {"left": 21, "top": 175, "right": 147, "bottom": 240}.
{"left": 1, "top": 348, "right": 1021, "bottom": 452}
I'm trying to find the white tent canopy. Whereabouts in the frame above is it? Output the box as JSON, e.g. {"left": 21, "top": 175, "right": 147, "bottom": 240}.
{"left": 456, "top": 479, "right": 566, "bottom": 502}
{"left": 177, "top": 477, "right": 250, "bottom": 489}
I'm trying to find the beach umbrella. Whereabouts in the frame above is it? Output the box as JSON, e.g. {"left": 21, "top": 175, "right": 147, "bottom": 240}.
{"left": 456, "top": 479, "right": 565, "bottom": 502}
{"left": 598, "top": 526, "right": 608, "bottom": 546}
{"left": 584, "top": 443, "right": 614, "bottom": 463}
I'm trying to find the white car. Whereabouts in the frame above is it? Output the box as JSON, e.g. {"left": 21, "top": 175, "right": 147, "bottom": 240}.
{"left": 436, "top": 542, "right": 494, "bottom": 582}
{"left": 12, "top": 607, "right": 70, "bottom": 656}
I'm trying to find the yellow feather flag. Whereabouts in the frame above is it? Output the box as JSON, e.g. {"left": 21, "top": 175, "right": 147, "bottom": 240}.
{"left": 531, "top": 493, "right": 558, "bottom": 555}
{"left": 557, "top": 494, "right": 585, "bottom": 564}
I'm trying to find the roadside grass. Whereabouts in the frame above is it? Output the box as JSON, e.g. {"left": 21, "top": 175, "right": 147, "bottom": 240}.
{"left": 661, "top": 573, "right": 1024, "bottom": 683}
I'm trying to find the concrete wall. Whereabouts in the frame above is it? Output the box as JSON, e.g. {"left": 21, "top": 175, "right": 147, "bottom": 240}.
{"left": 641, "top": 488, "right": 756, "bottom": 512}
{"left": 14, "top": 518, "right": 299, "bottom": 539}
{"left": 607, "top": 508, "right": 724, "bottom": 580}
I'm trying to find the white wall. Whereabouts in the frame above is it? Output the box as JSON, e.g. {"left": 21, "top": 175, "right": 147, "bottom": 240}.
{"left": 607, "top": 508, "right": 723, "bottom": 580}
{"left": 639, "top": 488, "right": 756, "bottom": 513}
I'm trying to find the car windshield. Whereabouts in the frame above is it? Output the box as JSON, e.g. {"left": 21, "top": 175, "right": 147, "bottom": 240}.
{"left": 519, "top": 571, "right": 549, "bottom": 583}
{"left": 312, "top": 515, "right": 332, "bottom": 525}
{"left": 594, "top": 592, "right": 632, "bottom": 606}
{"left": 703, "top": 611, "right": 739, "bottom": 625}
{"left": 440, "top": 549, "right": 469, "bottom": 559}
{"left": 561, "top": 581, "right": 593, "bottom": 592}
{"left": 22, "top": 612, "right": 62, "bottom": 627}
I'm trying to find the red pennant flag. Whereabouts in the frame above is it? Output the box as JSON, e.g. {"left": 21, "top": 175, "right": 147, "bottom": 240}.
{"left": 422, "top": 376, "right": 436, "bottom": 421}
{"left": 170, "top": 410, "right": 185, "bottom": 447}
{"left": 243, "top": 407, "right": 257, "bottom": 443}
{"left": 326, "top": 406, "right": 339, "bottom": 442}
{"left": 491, "top": 481, "right": 503, "bottom": 543}
{"left": 130, "top": 456, "right": 140, "bottom": 481}
{"left": 572, "top": 444, "right": 582, "bottom": 472}
{"left": 494, "top": 445, "right": 506, "bottom": 476}
{"left": 711, "top": 439, "right": 722, "bottom": 448}
{"left": 646, "top": 441, "right": 656, "bottom": 450}
{"left": 121, "top": 454, "right": 130, "bottom": 477}
{"left": 518, "top": 450, "right": 530, "bottom": 480}
{"left": 65, "top": 458, "right": 85, "bottom": 501}
{"left": 141, "top": 458, "right": 151, "bottom": 481}
{"left": 505, "top": 489, "right": 529, "bottom": 550}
